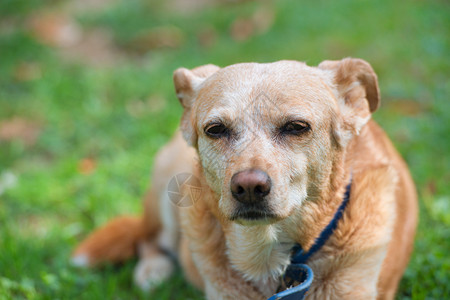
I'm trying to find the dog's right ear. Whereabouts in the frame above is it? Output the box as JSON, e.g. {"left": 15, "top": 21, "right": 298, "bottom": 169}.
{"left": 173, "top": 64, "right": 220, "bottom": 145}
{"left": 173, "top": 64, "right": 220, "bottom": 109}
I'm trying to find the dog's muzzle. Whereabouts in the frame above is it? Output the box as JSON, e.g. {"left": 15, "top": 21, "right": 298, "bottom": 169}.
{"left": 230, "top": 169, "right": 276, "bottom": 222}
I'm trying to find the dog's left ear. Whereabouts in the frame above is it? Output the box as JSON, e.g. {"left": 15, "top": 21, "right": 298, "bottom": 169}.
{"left": 319, "top": 58, "right": 380, "bottom": 139}
{"left": 173, "top": 64, "right": 220, "bottom": 146}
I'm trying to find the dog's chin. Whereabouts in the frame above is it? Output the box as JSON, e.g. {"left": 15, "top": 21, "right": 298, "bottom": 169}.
{"left": 229, "top": 210, "right": 282, "bottom": 226}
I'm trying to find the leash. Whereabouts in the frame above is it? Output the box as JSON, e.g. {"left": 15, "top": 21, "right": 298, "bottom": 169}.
{"left": 268, "top": 181, "right": 352, "bottom": 300}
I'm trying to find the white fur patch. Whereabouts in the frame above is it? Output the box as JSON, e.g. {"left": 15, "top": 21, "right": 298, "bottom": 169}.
{"left": 227, "top": 224, "right": 294, "bottom": 284}
{"left": 134, "top": 255, "right": 174, "bottom": 292}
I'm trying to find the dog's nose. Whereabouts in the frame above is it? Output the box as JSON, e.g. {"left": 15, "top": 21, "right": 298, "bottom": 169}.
{"left": 230, "top": 169, "right": 271, "bottom": 204}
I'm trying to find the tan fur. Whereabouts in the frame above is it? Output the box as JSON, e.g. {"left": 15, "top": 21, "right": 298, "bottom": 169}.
{"left": 72, "top": 216, "right": 146, "bottom": 266}
{"left": 73, "top": 58, "right": 418, "bottom": 299}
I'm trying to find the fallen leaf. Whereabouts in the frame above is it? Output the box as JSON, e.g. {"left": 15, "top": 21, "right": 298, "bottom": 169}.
{"left": 28, "top": 7, "right": 125, "bottom": 66}
{"left": 230, "top": 5, "right": 275, "bottom": 42}
{"left": 0, "top": 117, "right": 41, "bottom": 146}
{"left": 60, "top": 28, "right": 123, "bottom": 67}
{"left": 252, "top": 6, "right": 274, "bottom": 35}
{"left": 78, "top": 158, "right": 97, "bottom": 175}
{"left": 426, "top": 180, "right": 437, "bottom": 196}
{"left": 230, "top": 17, "right": 254, "bottom": 41}
{"left": 28, "top": 12, "right": 82, "bottom": 47}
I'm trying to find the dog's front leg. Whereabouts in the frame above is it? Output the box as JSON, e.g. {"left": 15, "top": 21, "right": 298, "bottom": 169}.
{"left": 303, "top": 167, "right": 400, "bottom": 300}
{"left": 306, "top": 243, "right": 389, "bottom": 299}
{"left": 134, "top": 193, "right": 178, "bottom": 291}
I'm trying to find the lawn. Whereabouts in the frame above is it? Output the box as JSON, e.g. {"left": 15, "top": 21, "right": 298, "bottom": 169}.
{"left": 0, "top": 0, "right": 449, "bottom": 299}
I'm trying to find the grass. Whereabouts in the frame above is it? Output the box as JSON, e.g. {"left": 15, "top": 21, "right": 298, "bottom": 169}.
{"left": 0, "top": 0, "right": 449, "bottom": 299}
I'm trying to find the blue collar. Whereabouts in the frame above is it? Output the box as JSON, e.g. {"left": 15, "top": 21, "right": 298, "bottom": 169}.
{"left": 268, "top": 181, "right": 352, "bottom": 300}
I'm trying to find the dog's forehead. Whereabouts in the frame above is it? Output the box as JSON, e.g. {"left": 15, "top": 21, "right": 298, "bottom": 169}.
{"left": 196, "top": 61, "right": 337, "bottom": 121}
{"left": 210, "top": 61, "right": 326, "bottom": 89}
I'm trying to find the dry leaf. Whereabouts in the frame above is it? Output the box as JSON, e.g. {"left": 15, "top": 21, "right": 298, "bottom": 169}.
{"left": 28, "top": 8, "right": 124, "bottom": 66}
{"left": 28, "top": 12, "right": 82, "bottom": 47}
{"left": 78, "top": 158, "right": 97, "bottom": 175}
{"left": 0, "top": 117, "right": 41, "bottom": 146}
{"left": 252, "top": 6, "right": 274, "bottom": 35}
{"left": 230, "top": 17, "right": 254, "bottom": 41}
{"left": 230, "top": 6, "right": 275, "bottom": 42}
{"left": 426, "top": 181, "right": 437, "bottom": 196}
{"left": 60, "top": 28, "right": 123, "bottom": 67}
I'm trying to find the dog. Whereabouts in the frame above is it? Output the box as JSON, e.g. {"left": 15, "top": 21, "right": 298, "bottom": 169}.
{"left": 72, "top": 58, "right": 418, "bottom": 299}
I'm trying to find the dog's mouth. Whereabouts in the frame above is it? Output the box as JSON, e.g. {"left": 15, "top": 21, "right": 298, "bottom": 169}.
{"left": 229, "top": 206, "right": 281, "bottom": 225}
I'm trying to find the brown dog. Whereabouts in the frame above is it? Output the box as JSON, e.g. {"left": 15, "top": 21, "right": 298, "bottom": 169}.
{"left": 72, "top": 58, "right": 418, "bottom": 299}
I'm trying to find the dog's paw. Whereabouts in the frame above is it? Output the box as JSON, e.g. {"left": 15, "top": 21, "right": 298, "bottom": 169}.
{"left": 133, "top": 255, "right": 174, "bottom": 292}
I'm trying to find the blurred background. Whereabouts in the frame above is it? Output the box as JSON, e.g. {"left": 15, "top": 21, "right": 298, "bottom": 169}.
{"left": 0, "top": 0, "right": 448, "bottom": 299}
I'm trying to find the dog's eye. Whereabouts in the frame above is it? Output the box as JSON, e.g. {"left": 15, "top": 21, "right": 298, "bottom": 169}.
{"left": 280, "top": 121, "right": 310, "bottom": 135}
{"left": 204, "top": 123, "right": 229, "bottom": 138}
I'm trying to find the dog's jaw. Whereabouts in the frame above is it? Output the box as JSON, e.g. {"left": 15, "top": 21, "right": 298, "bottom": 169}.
{"left": 226, "top": 222, "right": 294, "bottom": 294}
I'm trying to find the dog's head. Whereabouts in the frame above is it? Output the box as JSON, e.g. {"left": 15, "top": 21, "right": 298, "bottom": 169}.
{"left": 173, "top": 59, "right": 379, "bottom": 225}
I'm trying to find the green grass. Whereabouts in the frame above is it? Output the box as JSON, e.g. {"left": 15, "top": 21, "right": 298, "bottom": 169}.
{"left": 0, "top": 0, "right": 449, "bottom": 299}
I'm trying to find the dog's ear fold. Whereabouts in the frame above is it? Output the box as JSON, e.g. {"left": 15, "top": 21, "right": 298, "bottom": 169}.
{"left": 319, "top": 58, "right": 380, "bottom": 138}
{"left": 173, "top": 64, "right": 220, "bottom": 109}
{"left": 173, "top": 64, "right": 220, "bottom": 146}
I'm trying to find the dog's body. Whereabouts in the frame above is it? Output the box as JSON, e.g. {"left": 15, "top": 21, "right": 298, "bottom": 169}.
{"left": 73, "top": 59, "right": 418, "bottom": 299}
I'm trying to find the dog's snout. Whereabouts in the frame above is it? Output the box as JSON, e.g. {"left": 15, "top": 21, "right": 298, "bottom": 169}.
{"left": 230, "top": 169, "right": 271, "bottom": 204}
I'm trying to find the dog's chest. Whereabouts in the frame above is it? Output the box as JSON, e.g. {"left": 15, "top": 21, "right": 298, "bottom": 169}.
{"left": 226, "top": 224, "right": 294, "bottom": 295}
